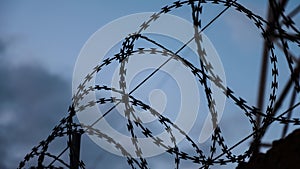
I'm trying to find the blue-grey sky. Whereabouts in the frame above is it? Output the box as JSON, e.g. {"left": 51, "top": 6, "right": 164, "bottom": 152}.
{"left": 0, "top": 0, "right": 299, "bottom": 168}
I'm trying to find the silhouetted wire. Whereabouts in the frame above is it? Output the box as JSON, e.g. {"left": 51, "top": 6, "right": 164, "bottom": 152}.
{"left": 47, "top": 146, "right": 69, "bottom": 167}
{"left": 87, "top": 0, "right": 234, "bottom": 130}
{"left": 18, "top": 0, "right": 300, "bottom": 168}
{"left": 281, "top": 88, "right": 297, "bottom": 138}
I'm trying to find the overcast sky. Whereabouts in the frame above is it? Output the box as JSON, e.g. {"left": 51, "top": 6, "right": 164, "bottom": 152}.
{"left": 0, "top": 0, "right": 299, "bottom": 169}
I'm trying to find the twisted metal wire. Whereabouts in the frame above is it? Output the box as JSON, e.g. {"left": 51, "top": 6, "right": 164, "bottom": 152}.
{"left": 18, "top": 0, "right": 300, "bottom": 168}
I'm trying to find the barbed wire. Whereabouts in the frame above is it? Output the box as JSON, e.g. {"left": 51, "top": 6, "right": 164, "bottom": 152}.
{"left": 18, "top": 0, "right": 300, "bottom": 168}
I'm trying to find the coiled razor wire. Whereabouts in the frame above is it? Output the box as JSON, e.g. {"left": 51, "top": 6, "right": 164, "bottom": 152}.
{"left": 18, "top": 0, "right": 300, "bottom": 168}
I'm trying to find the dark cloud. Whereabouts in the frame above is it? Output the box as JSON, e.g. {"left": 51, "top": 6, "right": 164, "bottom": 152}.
{"left": 0, "top": 38, "right": 71, "bottom": 168}
{"left": 0, "top": 37, "right": 130, "bottom": 168}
